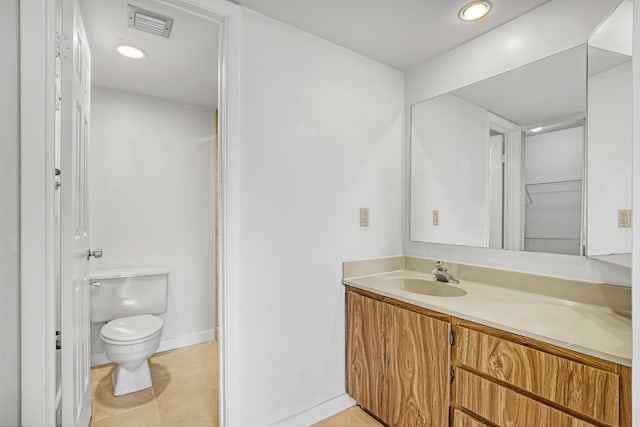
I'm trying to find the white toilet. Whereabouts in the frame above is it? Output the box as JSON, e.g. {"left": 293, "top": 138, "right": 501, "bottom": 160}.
{"left": 89, "top": 267, "right": 170, "bottom": 396}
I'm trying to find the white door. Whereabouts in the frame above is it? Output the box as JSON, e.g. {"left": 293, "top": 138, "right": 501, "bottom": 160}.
{"left": 488, "top": 134, "right": 504, "bottom": 249}
{"left": 60, "top": 0, "right": 93, "bottom": 425}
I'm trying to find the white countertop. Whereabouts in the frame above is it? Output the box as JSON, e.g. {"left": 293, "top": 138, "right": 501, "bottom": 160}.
{"left": 344, "top": 269, "right": 632, "bottom": 367}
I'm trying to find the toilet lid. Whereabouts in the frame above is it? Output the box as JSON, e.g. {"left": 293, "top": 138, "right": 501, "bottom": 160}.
{"left": 101, "top": 315, "right": 163, "bottom": 342}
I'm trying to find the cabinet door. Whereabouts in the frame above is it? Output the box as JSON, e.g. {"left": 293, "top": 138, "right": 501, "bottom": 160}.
{"left": 346, "top": 292, "right": 390, "bottom": 423}
{"left": 388, "top": 304, "right": 450, "bottom": 427}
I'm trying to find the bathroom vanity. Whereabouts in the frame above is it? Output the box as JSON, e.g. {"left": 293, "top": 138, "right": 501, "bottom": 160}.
{"left": 343, "top": 257, "right": 631, "bottom": 427}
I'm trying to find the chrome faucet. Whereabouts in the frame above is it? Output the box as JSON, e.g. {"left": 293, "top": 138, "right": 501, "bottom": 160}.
{"left": 432, "top": 261, "right": 459, "bottom": 284}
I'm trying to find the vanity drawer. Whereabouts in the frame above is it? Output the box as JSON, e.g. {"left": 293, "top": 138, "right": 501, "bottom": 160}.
{"left": 456, "top": 327, "right": 620, "bottom": 426}
{"left": 452, "top": 409, "right": 489, "bottom": 427}
{"left": 457, "top": 369, "right": 597, "bottom": 426}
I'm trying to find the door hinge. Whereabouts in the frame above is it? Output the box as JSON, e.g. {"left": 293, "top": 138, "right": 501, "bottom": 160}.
{"left": 449, "top": 330, "right": 455, "bottom": 346}
{"left": 55, "top": 32, "right": 71, "bottom": 60}
{"left": 56, "top": 330, "right": 61, "bottom": 350}
{"left": 55, "top": 168, "right": 61, "bottom": 190}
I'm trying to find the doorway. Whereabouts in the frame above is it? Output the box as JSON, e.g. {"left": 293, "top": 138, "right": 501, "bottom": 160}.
{"left": 54, "top": 0, "right": 223, "bottom": 425}
{"left": 20, "top": 0, "right": 234, "bottom": 425}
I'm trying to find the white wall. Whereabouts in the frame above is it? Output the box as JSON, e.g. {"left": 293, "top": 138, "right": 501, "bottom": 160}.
{"left": 88, "top": 86, "right": 215, "bottom": 359}
{"left": 223, "top": 8, "right": 403, "bottom": 426}
{"left": 525, "top": 127, "right": 584, "bottom": 184}
{"left": 0, "top": 0, "right": 21, "bottom": 424}
{"left": 590, "top": 0, "right": 633, "bottom": 57}
{"left": 588, "top": 62, "right": 633, "bottom": 256}
{"left": 524, "top": 127, "right": 584, "bottom": 255}
{"left": 405, "top": 0, "right": 631, "bottom": 286}
{"left": 411, "top": 94, "right": 488, "bottom": 246}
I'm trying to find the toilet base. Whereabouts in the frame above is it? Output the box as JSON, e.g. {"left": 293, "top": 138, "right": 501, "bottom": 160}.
{"left": 112, "top": 360, "right": 152, "bottom": 396}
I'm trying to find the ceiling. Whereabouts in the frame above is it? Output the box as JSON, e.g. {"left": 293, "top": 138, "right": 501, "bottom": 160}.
{"left": 80, "top": 0, "right": 219, "bottom": 108}
{"left": 234, "top": 0, "right": 551, "bottom": 69}
{"left": 446, "top": 5, "right": 633, "bottom": 130}
{"left": 78, "top": 0, "right": 554, "bottom": 105}
{"left": 453, "top": 45, "right": 586, "bottom": 128}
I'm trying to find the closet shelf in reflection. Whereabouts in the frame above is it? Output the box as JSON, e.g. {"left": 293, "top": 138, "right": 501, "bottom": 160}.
{"left": 525, "top": 179, "right": 582, "bottom": 205}
{"left": 524, "top": 237, "right": 580, "bottom": 241}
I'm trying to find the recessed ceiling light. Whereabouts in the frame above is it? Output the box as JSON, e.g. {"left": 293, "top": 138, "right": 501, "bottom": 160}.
{"left": 459, "top": 1, "right": 492, "bottom": 21}
{"left": 115, "top": 44, "right": 146, "bottom": 59}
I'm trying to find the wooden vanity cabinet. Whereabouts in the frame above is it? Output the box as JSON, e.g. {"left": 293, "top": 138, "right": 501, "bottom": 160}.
{"left": 346, "top": 290, "right": 451, "bottom": 427}
{"left": 345, "top": 286, "right": 632, "bottom": 427}
{"left": 452, "top": 322, "right": 632, "bottom": 427}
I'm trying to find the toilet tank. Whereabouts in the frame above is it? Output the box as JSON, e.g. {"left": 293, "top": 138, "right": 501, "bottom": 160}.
{"left": 89, "top": 267, "right": 170, "bottom": 323}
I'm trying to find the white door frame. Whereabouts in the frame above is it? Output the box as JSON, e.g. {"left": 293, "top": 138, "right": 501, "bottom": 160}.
{"left": 19, "top": 0, "right": 241, "bottom": 425}
{"left": 20, "top": 0, "right": 58, "bottom": 424}
{"left": 488, "top": 113, "right": 523, "bottom": 251}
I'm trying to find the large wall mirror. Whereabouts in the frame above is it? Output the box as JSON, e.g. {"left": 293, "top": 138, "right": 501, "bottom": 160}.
{"left": 410, "top": 0, "right": 632, "bottom": 265}
{"left": 586, "top": 0, "right": 633, "bottom": 266}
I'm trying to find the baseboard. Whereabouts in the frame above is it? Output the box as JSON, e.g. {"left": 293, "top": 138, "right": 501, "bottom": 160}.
{"left": 268, "top": 393, "right": 356, "bottom": 427}
{"left": 91, "top": 329, "right": 215, "bottom": 367}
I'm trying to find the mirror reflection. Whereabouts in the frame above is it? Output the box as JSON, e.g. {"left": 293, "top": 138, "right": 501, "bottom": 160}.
{"left": 411, "top": 45, "right": 587, "bottom": 255}
{"left": 586, "top": 0, "right": 633, "bottom": 266}
{"left": 410, "top": 0, "right": 633, "bottom": 259}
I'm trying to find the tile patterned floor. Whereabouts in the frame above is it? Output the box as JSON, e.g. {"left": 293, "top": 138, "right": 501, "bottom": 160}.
{"left": 312, "top": 406, "right": 385, "bottom": 427}
{"left": 90, "top": 340, "right": 218, "bottom": 427}
{"left": 90, "top": 341, "right": 380, "bottom": 427}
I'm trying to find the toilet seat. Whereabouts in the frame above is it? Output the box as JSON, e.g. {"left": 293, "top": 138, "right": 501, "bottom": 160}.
{"left": 101, "top": 314, "right": 163, "bottom": 345}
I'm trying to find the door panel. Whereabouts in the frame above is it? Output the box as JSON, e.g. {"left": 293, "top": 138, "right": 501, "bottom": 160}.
{"left": 61, "top": 0, "right": 92, "bottom": 425}
{"left": 388, "top": 305, "right": 450, "bottom": 427}
{"left": 346, "top": 292, "right": 390, "bottom": 423}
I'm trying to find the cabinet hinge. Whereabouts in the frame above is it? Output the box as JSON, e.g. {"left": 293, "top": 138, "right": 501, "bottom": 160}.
{"left": 56, "top": 330, "right": 61, "bottom": 350}
{"left": 451, "top": 367, "right": 454, "bottom": 383}
{"left": 55, "top": 32, "right": 71, "bottom": 60}
{"left": 449, "top": 330, "right": 455, "bottom": 346}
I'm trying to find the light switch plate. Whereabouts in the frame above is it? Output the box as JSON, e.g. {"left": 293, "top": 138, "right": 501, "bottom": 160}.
{"left": 618, "top": 209, "right": 632, "bottom": 228}
{"left": 360, "top": 208, "right": 369, "bottom": 227}
{"left": 433, "top": 209, "right": 439, "bottom": 226}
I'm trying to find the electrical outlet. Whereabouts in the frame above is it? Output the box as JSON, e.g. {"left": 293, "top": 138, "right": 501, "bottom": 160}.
{"left": 360, "top": 208, "right": 369, "bottom": 227}
{"left": 618, "top": 209, "right": 632, "bottom": 228}
{"left": 433, "top": 209, "right": 439, "bottom": 226}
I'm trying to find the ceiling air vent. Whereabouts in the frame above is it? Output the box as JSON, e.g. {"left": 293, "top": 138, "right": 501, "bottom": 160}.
{"left": 128, "top": 5, "right": 173, "bottom": 38}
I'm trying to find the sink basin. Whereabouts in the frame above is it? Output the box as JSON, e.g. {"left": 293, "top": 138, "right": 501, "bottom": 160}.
{"left": 385, "top": 278, "right": 467, "bottom": 297}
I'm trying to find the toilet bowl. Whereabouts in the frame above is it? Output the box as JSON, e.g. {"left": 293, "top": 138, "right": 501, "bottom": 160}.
{"left": 100, "top": 314, "right": 164, "bottom": 396}
{"left": 90, "top": 267, "right": 170, "bottom": 396}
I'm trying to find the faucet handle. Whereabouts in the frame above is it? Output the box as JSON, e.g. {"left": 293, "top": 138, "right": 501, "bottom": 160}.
{"left": 435, "top": 261, "right": 446, "bottom": 272}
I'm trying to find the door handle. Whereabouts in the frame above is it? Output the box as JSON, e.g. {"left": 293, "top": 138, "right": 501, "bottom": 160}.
{"left": 87, "top": 248, "right": 103, "bottom": 260}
